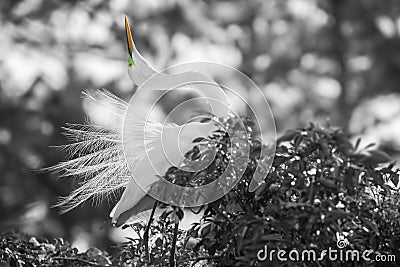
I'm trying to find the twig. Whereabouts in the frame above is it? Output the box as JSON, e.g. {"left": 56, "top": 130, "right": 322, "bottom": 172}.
{"left": 233, "top": 190, "right": 247, "bottom": 212}
{"left": 144, "top": 200, "right": 158, "bottom": 262}
{"left": 169, "top": 217, "right": 179, "bottom": 267}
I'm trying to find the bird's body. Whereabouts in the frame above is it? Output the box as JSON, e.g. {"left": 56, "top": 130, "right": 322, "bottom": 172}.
{"left": 111, "top": 122, "right": 218, "bottom": 226}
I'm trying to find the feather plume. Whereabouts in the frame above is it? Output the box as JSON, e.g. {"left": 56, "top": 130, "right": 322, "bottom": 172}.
{"left": 47, "top": 90, "right": 132, "bottom": 213}
{"left": 48, "top": 89, "right": 214, "bottom": 227}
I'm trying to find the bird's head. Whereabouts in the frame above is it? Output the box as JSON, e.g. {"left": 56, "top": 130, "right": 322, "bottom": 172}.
{"left": 125, "top": 16, "right": 156, "bottom": 86}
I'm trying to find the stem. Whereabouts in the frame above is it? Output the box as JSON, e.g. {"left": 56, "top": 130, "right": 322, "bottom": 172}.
{"left": 233, "top": 190, "right": 246, "bottom": 212}
{"left": 144, "top": 200, "right": 158, "bottom": 262}
{"left": 169, "top": 217, "right": 180, "bottom": 267}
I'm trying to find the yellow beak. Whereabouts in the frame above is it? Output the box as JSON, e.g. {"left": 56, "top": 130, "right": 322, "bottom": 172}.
{"left": 125, "top": 16, "right": 134, "bottom": 56}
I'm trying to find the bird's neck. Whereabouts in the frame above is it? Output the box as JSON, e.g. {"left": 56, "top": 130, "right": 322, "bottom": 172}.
{"left": 128, "top": 50, "right": 157, "bottom": 86}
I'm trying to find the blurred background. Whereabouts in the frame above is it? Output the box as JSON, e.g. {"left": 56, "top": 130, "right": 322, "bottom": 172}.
{"left": 1, "top": 0, "right": 400, "bottom": 251}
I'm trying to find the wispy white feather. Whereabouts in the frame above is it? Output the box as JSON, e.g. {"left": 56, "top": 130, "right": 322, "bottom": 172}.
{"left": 48, "top": 91, "right": 155, "bottom": 211}
{"left": 47, "top": 90, "right": 131, "bottom": 212}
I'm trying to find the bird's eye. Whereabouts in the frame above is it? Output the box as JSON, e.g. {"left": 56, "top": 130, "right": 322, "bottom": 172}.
{"left": 128, "top": 54, "right": 135, "bottom": 68}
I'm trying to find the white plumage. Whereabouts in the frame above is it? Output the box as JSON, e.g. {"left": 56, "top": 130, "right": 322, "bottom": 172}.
{"left": 50, "top": 17, "right": 231, "bottom": 227}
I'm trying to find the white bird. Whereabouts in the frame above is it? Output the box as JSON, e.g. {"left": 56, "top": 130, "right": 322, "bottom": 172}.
{"left": 51, "top": 17, "right": 231, "bottom": 227}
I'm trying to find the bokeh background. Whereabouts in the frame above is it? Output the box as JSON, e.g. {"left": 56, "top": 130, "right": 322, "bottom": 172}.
{"left": 1, "top": 0, "right": 400, "bottom": 251}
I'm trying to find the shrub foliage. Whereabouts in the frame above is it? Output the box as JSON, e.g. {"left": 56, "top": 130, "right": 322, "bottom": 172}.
{"left": 1, "top": 118, "right": 399, "bottom": 266}
{"left": 136, "top": 117, "right": 400, "bottom": 266}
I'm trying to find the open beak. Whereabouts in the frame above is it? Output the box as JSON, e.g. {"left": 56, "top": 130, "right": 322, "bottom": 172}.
{"left": 125, "top": 16, "right": 134, "bottom": 57}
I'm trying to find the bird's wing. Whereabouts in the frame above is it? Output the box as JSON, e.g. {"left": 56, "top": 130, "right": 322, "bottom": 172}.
{"left": 122, "top": 208, "right": 165, "bottom": 226}
{"left": 112, "top": 124, "right": 182, "bottom": 226}
{"left": 111, "top": 194, "right": 164, "bottom": 227}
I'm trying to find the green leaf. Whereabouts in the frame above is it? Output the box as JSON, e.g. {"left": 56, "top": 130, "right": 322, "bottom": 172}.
{"left": 318, "top": 177, "right": 336, "bottom": 189}
{"left": 176, "top": 208, "right": 184, "bottom": 221}
{"left": 277, "top": 130, "right": 299, "bottom": 142}
{"left": 391, "top": 174, "right": 399, "bottom": 187}
{"left": 355, "top": 137, "right": 361, "bottom": 150}
{"left": 192, "top": 137, "right": 205, "bottom": 143}
{"left": 368, "top": 150, "right": 391, "bottom": 164}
